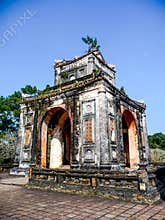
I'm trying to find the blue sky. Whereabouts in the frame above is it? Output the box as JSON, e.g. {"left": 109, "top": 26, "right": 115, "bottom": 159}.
{"left": 0, "top": 0, "right": 165, "bottom": 134}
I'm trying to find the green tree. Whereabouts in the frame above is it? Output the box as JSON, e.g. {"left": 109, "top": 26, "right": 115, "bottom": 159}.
{"left": 148, "top": 132, "right": 165, "bottom": 151}
{"left": 21, "top": 85, "right": 38, "bottom": 95}
{"left": 0, "top": 133, "right": 16, "bottom": 165}
{"left": 0, "top": 95, "right": 18, "bottom": 136}
{"left": 160, "top": 139, "right": 165, "bottom": 148}
{"left": 0, "top": 85, "right": 38, "bottom": 137}
{"left": 82, "top": 35, "right": 100, "bottom": 51}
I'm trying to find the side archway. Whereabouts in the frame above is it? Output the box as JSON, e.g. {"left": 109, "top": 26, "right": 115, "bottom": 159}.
{"left": 122, "top": 110, "right": 139, "bottom": 168}
{"left": 40, "top": 107, "right": 71, "bottom": 168}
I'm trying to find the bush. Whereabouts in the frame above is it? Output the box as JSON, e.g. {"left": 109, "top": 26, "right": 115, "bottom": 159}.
{"left": 150, "top": 148, "right": 165, "bottom": 162}
{"left": 148, "top": 133, "right": 165, "bottom": 151}
{"left": 0, "top": 133, "right": 17, "bottom": 165}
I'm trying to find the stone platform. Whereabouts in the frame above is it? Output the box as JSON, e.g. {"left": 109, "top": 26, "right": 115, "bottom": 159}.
{"left": 29, "top": 167, "right": 160, "bottom": 203}
{"left": 0, "top": 173, "right": 164, "bottom": 220}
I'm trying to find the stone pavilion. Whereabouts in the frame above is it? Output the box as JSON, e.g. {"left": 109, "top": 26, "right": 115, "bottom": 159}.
{"left": 14, "top": 49, "right": 159, "bottom": 202}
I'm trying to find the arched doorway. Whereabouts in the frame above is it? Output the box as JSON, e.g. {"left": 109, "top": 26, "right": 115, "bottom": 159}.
{"left": 40, "top": 107, "right": 71, "bottom": 168}
{"left": 122, "top": 110, "right": 139, "bottom": 168}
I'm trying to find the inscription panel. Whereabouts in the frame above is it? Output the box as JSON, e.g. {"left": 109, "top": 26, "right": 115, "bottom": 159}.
{"left": 82, "top": 100, "right": 95, "bottom": 116}
{"left": 84, "top": 147, "right": 95, "bottom": 162}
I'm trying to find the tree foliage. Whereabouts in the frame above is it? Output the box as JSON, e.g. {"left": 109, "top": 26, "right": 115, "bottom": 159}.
{"left": 0, "top": 85, "right": 38, "bottom": 137}
{"left": 0, "top": 133, "right": 17, "bottom": 165}
{"left": 21, "top": 85, "right": 37, "bottom": 95}
{"left": 148, "top": 132, "right": 165, "bottom": 151}
{"left": 150, "top": 148, "right": 165, "bottom": 162}
{"left": 82, "top": 35, "right": 100, "bottom": 51}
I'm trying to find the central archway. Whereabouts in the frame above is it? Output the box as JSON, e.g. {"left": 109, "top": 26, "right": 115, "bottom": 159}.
{"left": 122, "top": 110, "right": 139, "bottom": 168}
{"left": 40, "top": 107, "right": 71, "bottom": 168}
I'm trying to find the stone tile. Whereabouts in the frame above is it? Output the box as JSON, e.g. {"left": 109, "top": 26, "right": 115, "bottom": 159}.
{"left": 66, "top": 213, "right": 77, "bottom": 218}
{"left": 0, "top": 174, "right": 164, "bottom": 220}
{"left": 115, "top": 217, "right": 128, "bottom": 220}
{"left": 99, "top": 217, "right": 112, "bottom": 220}
{"left": 120, "top": 213, "right": 132, "bottom": 218}
{"left": 105, "top": 214, "right": 115, "bottom": 218}
{"left": 151, "top": 215, "right": 165, "bottom": 220}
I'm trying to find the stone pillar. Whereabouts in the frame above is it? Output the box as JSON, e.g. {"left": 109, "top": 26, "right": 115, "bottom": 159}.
{"left": 71, "top": 94, "right": 80, "bottom": 169}
{"left": 87, "top": 56, "right": 95, "bottom": 75}
{"left": 142, "top": 113, "right": 150, "bottom": 163}
{"left": 115, "top": 97, "right": 124, "bottom": 165}
{"left": 19, "top": 105, "right": 35, "bottom": 169}
{"left": 98, "top": 87, "right": 110, "bottom": 167}
{"left": 138, "top": 169, "right": 149, "bottom": 193}
{"left": 41, "top": 121, "right": 47, "bottom": 168}
{"left": 31, "top": 109, "right": 38, "bottom": 165}
{"left": 54, "top": 66, "right": 57, "bottom": 85}
{"left": 18, "top": 104, "right": 25, "bottom": 168}
{"left": 136, "top": 111, "right": 143, "bottom": 164}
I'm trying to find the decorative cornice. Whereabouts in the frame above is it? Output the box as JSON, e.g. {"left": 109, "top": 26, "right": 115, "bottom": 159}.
{"left": 21, "top": 71, "right": 145, "bottom": 111}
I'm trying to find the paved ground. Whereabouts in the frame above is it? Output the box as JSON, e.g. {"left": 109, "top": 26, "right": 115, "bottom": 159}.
{"left": 0, "top": 173, "right": 165, "bottom": 220}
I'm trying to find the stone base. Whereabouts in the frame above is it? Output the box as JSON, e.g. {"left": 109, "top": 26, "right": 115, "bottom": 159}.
{"left": 29, "top": 167, "right": 160, "bottom": 203}
{"left": 10, "top": 167, "right": 28, "bottom": 176}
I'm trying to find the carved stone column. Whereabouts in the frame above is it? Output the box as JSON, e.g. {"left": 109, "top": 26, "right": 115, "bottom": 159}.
{"left": 115, "top": 97, "right": 125, "bottom": 165}
{"left": 87, "top": 56, "right": 95, "bottom": 75}
{"left": 136, "top": 111, "right": 143, "bottom": 164}
{"left": 19, "top": 104, "right": 35, "bottom": 169}
{"left": 17, "top": 104, "right": 25, "bottom": 168}
{"left": 71, "top": 94, "right": 80, "bottom": 169}
{"left": 141, "top": 113, "right": 150, "bottom": 163}
{"left": 98, "top": 87, "right": 109, "bottom": 167}
{"left": 31, "top": 108, "right": 38, "bottom": 165}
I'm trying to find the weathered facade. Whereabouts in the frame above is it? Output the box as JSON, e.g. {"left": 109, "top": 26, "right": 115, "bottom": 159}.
{"left": 14, "top": 49, "right": 159, "bottom": 202}
{"left": 17, "top": 49, "right": 149, "bottom": 170}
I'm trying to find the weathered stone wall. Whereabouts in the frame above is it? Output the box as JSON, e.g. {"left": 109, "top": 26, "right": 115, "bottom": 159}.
{"left": 15, "top": 50, "right": 153, "bottom": 202}
{"left": 55, "top": 50, "right": 115, "bottom": 86}
{"left": 17, "top": 71, "right": 148, "bottom": 171}
{"left": 18, "top": 103, "right": 35, "bottom": 168}
{"left": 29, "top": 167, "right": 159, "bottom": 203}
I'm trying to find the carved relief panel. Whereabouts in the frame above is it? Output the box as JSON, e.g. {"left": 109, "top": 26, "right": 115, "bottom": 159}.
{"left": 82, "top": 100, "right": 96, "bottom": 162}
{"left": 82, "top": 100, "right": 95, "bottom": 144}
{"left": 109, "top": 117, "right": 116, "bottom": 143}
{"left": 108, "top": 99, "right": 114, "bottom": 116}
{"left": 83, "top": 117, "right": 95, "bottom": 144}
{"left": 82, "top": 100, "right": 95, "bottom": 115}
{"left": 24, "top": 129, "right": 31, "bottom": 146}
{"left": 84, "top": 148, "right": 95, "bottom": 162}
